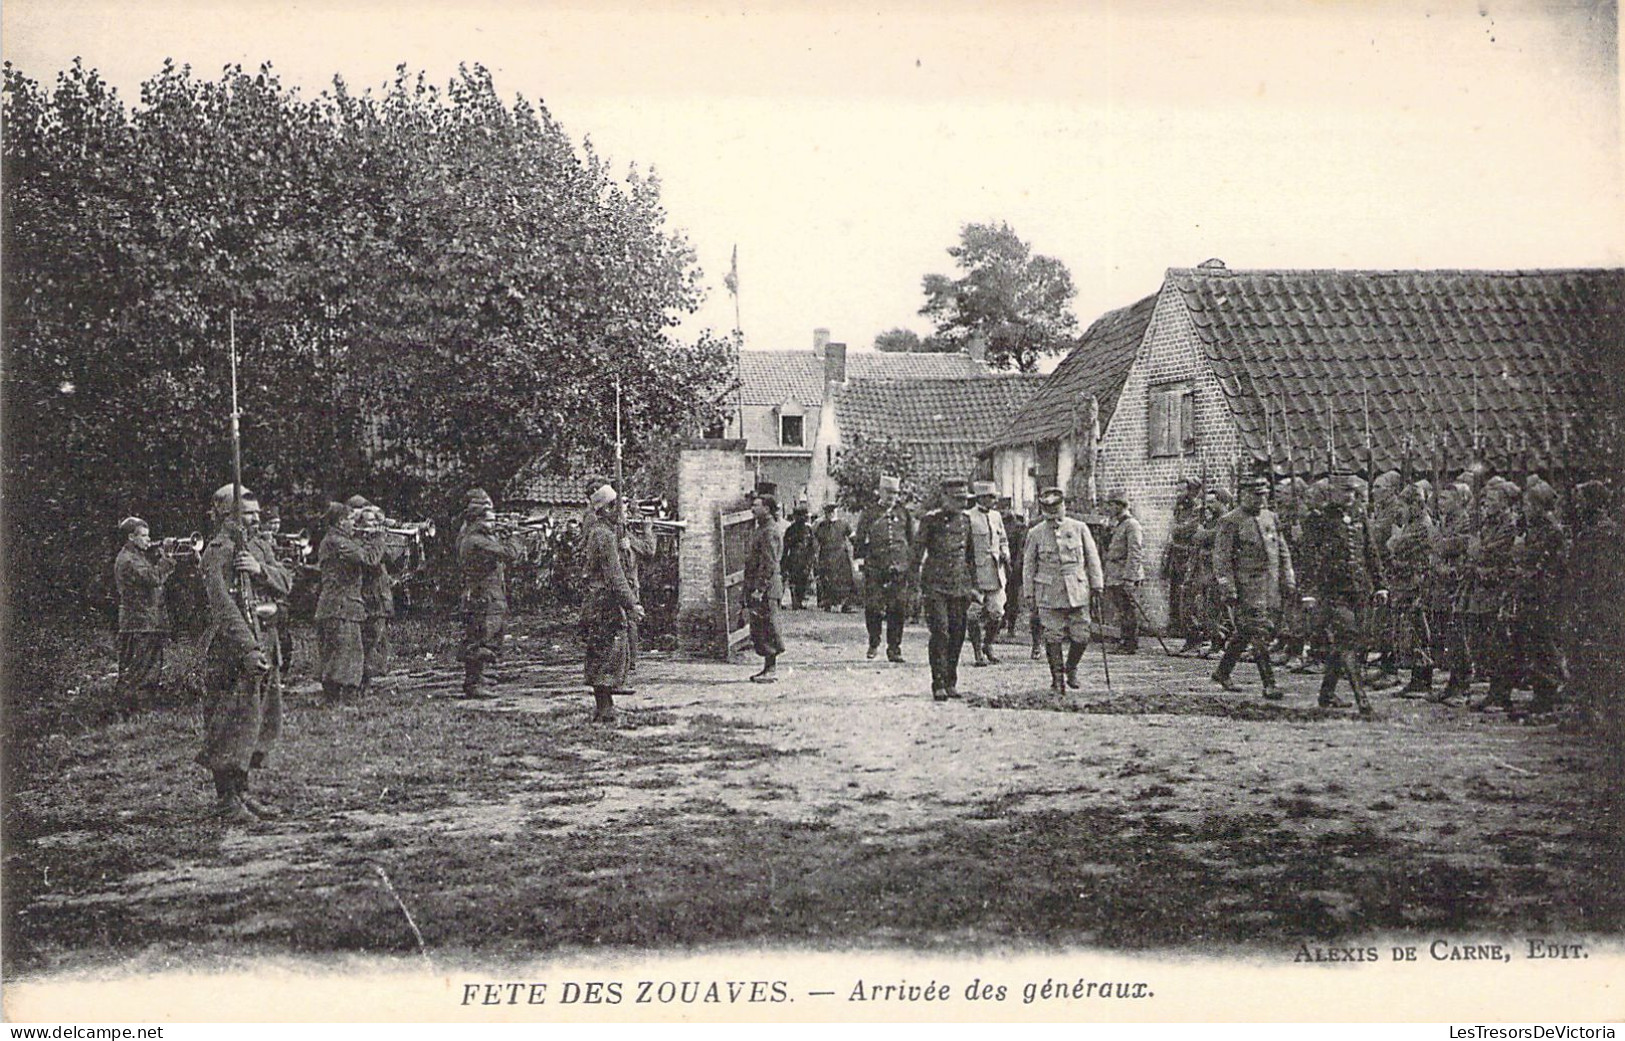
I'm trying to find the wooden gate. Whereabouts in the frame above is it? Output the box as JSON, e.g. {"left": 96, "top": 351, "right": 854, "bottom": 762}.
{"left": 717, "top": 506, "right": 756, "bottom": 659}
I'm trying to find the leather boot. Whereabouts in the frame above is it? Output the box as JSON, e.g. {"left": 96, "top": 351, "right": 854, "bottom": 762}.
{"left": 1064, "top": 641, "right": 1085, "bottom": 689}
{"left": 213, "top": 770, "right": 257, "bottom": 823}
{"left": 1045, "top": 643, "right": 1067, "bottom": 695}
{"left": 968, "top": 620, "right": 987, "bottom": 666}
{"left": 1348, "top": 652, "right": 1374, "bottom": 716}
{"left": 592, "top": 689, "right": 618, "bottom": 723}
{"left": 983, "top": 626, "right": 1000, "bottom": 664}
{"left": 239, "top": 771, "right": 283, "bottom": 820}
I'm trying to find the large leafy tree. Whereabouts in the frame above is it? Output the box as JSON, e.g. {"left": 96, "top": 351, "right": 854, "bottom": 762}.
{"left": 918, "top": 220, "right": 1079, "bottom": 371}
{"left": 828, "top": 436, "right": 922, "bottom": 513}
{"left": 2, "top": 60, "right": 734, "bottom": 605}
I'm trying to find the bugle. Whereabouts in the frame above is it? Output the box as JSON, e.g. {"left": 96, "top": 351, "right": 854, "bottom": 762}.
{"left": 154, "top": 532, "right": 204, "bottom": 559}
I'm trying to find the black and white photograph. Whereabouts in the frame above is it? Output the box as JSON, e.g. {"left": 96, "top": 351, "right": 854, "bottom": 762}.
{"left": 2, "top": 0, "right": 1622, "bottom": 1025}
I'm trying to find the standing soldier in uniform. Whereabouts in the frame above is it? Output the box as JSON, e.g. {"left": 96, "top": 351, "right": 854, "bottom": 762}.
{"left": 1210, "top": 474, "right": 1296, "bottom": 700}
{"left": 813, "top": 503, "right": 858, "bottom": 612}
{"left": 261, "top": 504, "right": 297, "bottom": 679}
{"left": 457, "top": 498, "right": 521, "bottom": 701}
{"left": 854, "top": 474, "right": 914, "bottom": 662}
{"left": 581, "top": 483, "right": 643, "bottom": 719}
{"left": 999, "top": 497, "right": 1028, "bottom": 642}
{"left": 781, "top": 501, "right": 816, "bottom": 610}
{"left": 744, "top": 492, "right": 786, "bottom": 683}
{"left": 354, "top": 502, "right": 406, "bottom": 694}
{"left": 114, "top": 517, "right": 177, "bottom": 717}
{"left": 196, "top": 484, "right": 276, "bottom": 823}
{"left": 1384, "top": 481, "right": 1436, "bottom": 697}
{"left": 1023, "top": 486, "right": 1105, "bottom": 695}
{"left": 1428, "top": 481, "right": 1475, "bottom": 702}
{"left": 1102, "top": 491, "right": 1146, "bottom": 654}
{"left": 622, "top": 498, "right": 655, "bottom": 671}
{"left": 315, "top": 501, "right": 385, "bottom": 702}
{"left": 913, "top": 477, "right": 976, "bottom": 700}
{"left": 1299, "top": 468, "right": 1387, "bottom": 715}
{"left": 1189, "top": 488, "right": 1232, "bottom": 658}
{"left": 242, "top": 498, "right": 292, "bottom": 733}
{"left": 965, "top": 480, "right": 1009, "bottom": 667}
{"left": 1514, "top": 478, "right": 1568, "bottom": 719}
{"left": 1273, "top": 477, "right": 1312, "bottom": 670}
{"left": 1167, "top": 477, "right": 1205, "bottom": 655}
{"left": 1467, "top": 477, "right": 1523, "bottom": 713}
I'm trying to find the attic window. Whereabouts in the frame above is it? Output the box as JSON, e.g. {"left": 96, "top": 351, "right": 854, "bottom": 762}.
{"left": 780, "top": 414, "right": 805, "bottom": 447}
{"left": 1149, "top": 381, "right": 1196, "bottom": 458}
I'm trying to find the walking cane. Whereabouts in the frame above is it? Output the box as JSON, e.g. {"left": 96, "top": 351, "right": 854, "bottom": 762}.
{"left": 1092, "top": 591, "right": 1112, "bottom": 692}
{"left": 1129, "top": 589, "right": 1176, "bottom": 656}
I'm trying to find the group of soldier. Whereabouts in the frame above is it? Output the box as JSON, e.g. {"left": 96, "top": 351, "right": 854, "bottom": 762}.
{"left": 1168, "top": 463, "right": 1620, "bottom": 720}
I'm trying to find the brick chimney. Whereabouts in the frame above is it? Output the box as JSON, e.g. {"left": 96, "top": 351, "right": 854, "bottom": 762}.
{"left": 813, "top": 327, "right": 831, "bottom": 359}
{"left": 965, "top": 332, "right": 988, "bottom": 364}
{"left": 824, "top": 341, "right": 847, "bottom": 385}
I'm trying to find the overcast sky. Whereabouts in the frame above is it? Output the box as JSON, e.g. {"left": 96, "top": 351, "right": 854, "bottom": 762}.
{"left": 6, "top": 0, "right": 1621, "bottom": 357}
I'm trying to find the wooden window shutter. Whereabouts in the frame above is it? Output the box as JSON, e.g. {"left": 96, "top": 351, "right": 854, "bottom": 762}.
{"left": 1180, "top": 387, "right": 1196, "bottom": 453}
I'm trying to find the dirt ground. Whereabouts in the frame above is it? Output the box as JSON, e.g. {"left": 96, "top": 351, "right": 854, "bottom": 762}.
{"left": 5, "top": 608, "right": 1622, "bottom": 975}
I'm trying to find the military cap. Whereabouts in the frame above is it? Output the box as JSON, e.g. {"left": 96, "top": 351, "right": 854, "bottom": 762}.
{"left": 326, "top": 501, "right": 353, "bottom": 525}
{"left": 1104, "top": 488, "right": 1130, "bottom": 505}
{"left": 589, "top": 483, "right": 619, "bottom": 508}
{"left": 261, "top": 503, "right": 280, "bottom": 520}
{"left": 346, "top": 494, "right": 371, "bottom": 509}
{"left": 1037, "top": 486, "right": 1065, "bottom": 505}
{"left": 1525, "top": 480, "right": 1558, "bottom": 511}
{"left": 877, "top": 475, "right": 901, "bottom": 493}
{"left": 583, "top": 474, "right": 611, "bottom": 497}
{"left": 118, "top": 516, "right": 148, "bottom": 536}
{"left": 941, "top": 476, "right": 969, "bottom": 491}
{"left": 971, "top": 480, "right": 998, "bottom": 498}
{"left": 467, "top": 486, "right": 493, "bottom": 504}
{"left": 211, "top": 483, "right": 256, "bottom": 515}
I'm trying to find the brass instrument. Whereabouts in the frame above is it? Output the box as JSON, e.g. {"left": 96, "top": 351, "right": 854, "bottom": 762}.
{"left": 153, "top": 532, "right": 205, "bottom": 559}
{"left": 273, "top": 530, "right": 314, "bottom": 567}
{"left": 384, "top": 518, "right": 436, "bottom": 540}
{"left": 489, "top": 512, "right": 551, "bottom": 538}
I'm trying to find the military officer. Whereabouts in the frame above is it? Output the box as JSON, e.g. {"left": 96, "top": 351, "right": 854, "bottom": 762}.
{"left": 913, "top": 477, "right": 977, "bottom": 700}
{"left": 1210, "top": 474, "right": 1296, "bottom": 700}
{"left": 457, "top": 498, "right": 522, "bottom": 701}
{"left": 744, "top": 491, "right": 786, "bottom": 682}
{"left": 315, "top": 501, "right": 386, "bottom": 701}
{"left": 1167, "top": 476, "right": 1205, "bottom": 654}
{"left": 195, "top": 484, "right": 276, "bottom": 823}
{"left": 965, "top": 480, "right": 1009, "bottom": 666}
{"left": 114, "top": 516, "right": 177, "bottom": 717}
{"left": 581, "top": 483, "right": 643, "bottom": 720}
{"left": 1299, "top": 467, "right": 1387, "bottom": 715}
{"left": 1102, "top": 491, "right": 1145, "bottom": 654}
{"left": 1022, "top": 486, "right": 1105, "bottom": 694}
{"left": 854, "top": 474, "right": 914, "bottom": 662}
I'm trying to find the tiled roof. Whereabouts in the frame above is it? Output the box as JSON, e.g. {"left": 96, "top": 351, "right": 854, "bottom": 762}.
{"left": 983, "top": 293, "right": 1157, "bottom": 450}
{"left": 835, "top": 375, "right": 1045, "bottom": 482}
{"left": 1171, "top": 267, "right": 1625, "bottom": 473}
{"left": 738, "top": 349, "right": 987, "bottom": 405}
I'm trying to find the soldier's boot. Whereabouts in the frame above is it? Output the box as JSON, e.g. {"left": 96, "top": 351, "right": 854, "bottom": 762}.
{"left": 1317, "top": 657, "right": 1352, "bottom": 709}
{"left": 1177, "top": 635, "right": 1204, "bottom": 657}
{"left": 462, "top": 661, "right": 494, "bottom": 700}
{"left": 982, "top": 622, "right": 1001, "bottom": 664}
{"left": 1211, "top": 636, "right": 1246, "bottom": 691}
{"left": 1064, "top": 641, "right": 1086, "bottom": 690}
{"left": 1045, "top": 643, "right": 1068, "bottom": 695}
{"left": 591, "top": 688, "right": 618, "bottom": 723}
{"left": 1257, "top": 644, "right": 1282, "bottom": 701}
{"left": 239, "top": 771, "right": 283, "bottom": 820}
{"left": 750, "top": 654, "right": 779, "bottom": 683}
{"left": 212, "top": 770, "right": 258, "bottom": 824}
{"left": 1399, "top": 666, "right": 1433, "bottom": 698}
{"left": 1347, "top": 652, "right": 1375, "bottom": 717}
{"left": 1030, "top": 616, "right": 1043, "bottom": 660}
{"left": 968, "top": 620, "right": 987, "bottom": 666}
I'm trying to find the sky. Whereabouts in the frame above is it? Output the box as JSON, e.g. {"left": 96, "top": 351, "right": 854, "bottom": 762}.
{"left": 5, "top": 0, "right": 1622, "bottom": 359}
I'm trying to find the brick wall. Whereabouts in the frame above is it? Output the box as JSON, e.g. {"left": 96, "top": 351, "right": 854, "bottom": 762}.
{"left": 1096, "top": 286, "right": 1240, "bottom": 628}
{"left": 676, "top": 439, "right": 752, "bottom": 657}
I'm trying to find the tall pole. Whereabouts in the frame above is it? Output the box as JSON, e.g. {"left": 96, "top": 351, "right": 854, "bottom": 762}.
{"left": 614, "top": 373, "right": 625, "bottom": 490}
{"left": 228, "top": 310, "right": 261, "bottom": 646}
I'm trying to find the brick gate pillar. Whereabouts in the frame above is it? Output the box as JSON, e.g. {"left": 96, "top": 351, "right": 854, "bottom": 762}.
{"left": 676, "top": 439, "right": 752, "bottom": 657}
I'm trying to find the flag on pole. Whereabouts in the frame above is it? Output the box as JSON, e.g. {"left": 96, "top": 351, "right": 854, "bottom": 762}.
{"left": 724, "top": 245, "right": 739, "bottom": 297}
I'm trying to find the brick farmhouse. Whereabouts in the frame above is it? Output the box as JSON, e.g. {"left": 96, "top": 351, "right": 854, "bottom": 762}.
{"left": 983, "top": 261, "right": 1625, "bottom": 627}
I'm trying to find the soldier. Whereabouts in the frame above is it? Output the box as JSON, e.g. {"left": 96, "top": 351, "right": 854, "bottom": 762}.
{"left": 315, "top": 501, "right": 385, "bottom": 701}
{"left": 457, "top": 499, "right": 522, "bottom": 701}
{"left": 1166, "top": 476, "right": 1205, "bottom": 654}
{"left": 1514, "top": 478, "right": 1568, "bottom": 719}
{"left": 1468, "top": 477, "right": 1523, "bottom": 713}
{"left": 1210, "top": 474, "right": 1296, "bottom": 699}
{"left": 353, "top": 502, "right": 406, "bottom": 694}
{"left": 261, "top": 504, "right": 297, "bottom": 678}
{"left": 781, "top": 501, "right": 816, "bottom": 610}
{"left": 581, "top": 483, "right": 643, "bottom": 719}
{"left": 1566, "top": 481, "right": 1622, "bottom": 723}
{"left": 1385, "top": 481, "right": 1436, "bottom": 697}
{"left": 965, "top": 480, "right": 1009, "bottom": 667}
{"left": 1102, "top": 491, "right": 1145, "bottom": 654}
{"left": 999, "top": 496, "right": 1028, "bottom": 639}
{"left": 1189, "top": 488, "right": 1233, "bottom": 659}
{"left": 1272, "top": 477, "right": 1312, "bottom": 670}
{"left": 1429, "top": 481, "right": 1475, "bottom": 703}
{"left": 1299, "top": 467, "right": 1387, "bottom": 715}
{"left": 854, "top": 474, "right": 914, "bottom": 662}
{"left": 913, "top": 477, "right": 976, "bottom": 700}
{"left": 242, "top": 499, "right": 293, "bottom": 730}
{"left": 744, "top": 492, "right": 786, "bottom": 682}
{"left": 114, "top": 516, "right": 177, "bottom": 717}
{"left": 195, "top": 484, "right": 276, "bottom": 823}
{"left": 1022, "top": 486, "right": 1104, "bottom": 695}
{"left": 622, "top": 498, "right": 655, "bottom": 671}
{"left": 813, "top": 503, "right": 857, "bottom": 612}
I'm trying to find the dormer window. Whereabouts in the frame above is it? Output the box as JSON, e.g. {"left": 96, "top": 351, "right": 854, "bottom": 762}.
{"left": 776, "top": 400, "right": 806, "bottom": 447}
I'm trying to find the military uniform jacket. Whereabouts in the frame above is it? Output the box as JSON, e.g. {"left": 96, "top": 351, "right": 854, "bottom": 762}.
{"left": 1431, "top": 508, "right": 1472, "bottom": 612}
{"left": 744, "top": 519, "right": 784, "bottom": 601}
{"left": 913, "top": 507, "right": 975, "bottom": 597}
{"left": 457, "top": 523, "right": 517, "bottom": 614}
{"left": 202, "top": 523, "right": 261, "bottom": 660}
{"left": 1213, "top": 507, "right": 1296, "bottom": 611}
{"left": 245, "top": 532, "right": 294, "bottom": 615}
{"left": 855, "top": 504, "right": 913, "bottom": 575}
{"left": 1006, "top": 514, "right": 1028, "bottom": 568}
{"left": 1467, "top": 506, "right": 1519, "bottom": 615}
{"left": 582, "top": 516, "right": 637, "bottom": 618}
{"left": 1166, "top": 495, "right": 1203, "bottom": 578}
{"left": 115, "top": 544, "right": 176, "bottom": 633}
{"left": 966, "top": 507, "right": 1009, "bottom": 591}
{"left": 1103, "top": 514, "right": 1145, "bottom": 585}
{"left": 1518, "top": 513, "right": 1568, "bottom": 611}
{"left": 1023, "top": 514, "right": 1104, "bottom": 609}
{"left": 363, "top": 537, "right": 408, "bottom": 617}
{"left": 782, "top": 517, "right": 815, "bottom": 571}
{"left": 1300, "top": 506, "right": 1384, "bottom": 603}
{"left": 1185, "top": 520, "right": 1218, "bottom": 585}
{"left": 317, "top": 530, "right": 386, "bottom": 621}
{"left": 1383, "top": 517, "right": 1433, "bottom": 607}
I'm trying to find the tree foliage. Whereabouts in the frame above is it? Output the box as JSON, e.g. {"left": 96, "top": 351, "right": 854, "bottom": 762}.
{"left": 871, "top": 326, "right": 957, "bottom": 354}
{"left": 918, "top": 220, "right": 1079, "bottom": 371}
{"left": 2, "top": 59, "right": 735, "bottom": 605}
{"left": 828, "top": 436, "right": 923, "bottom": 513}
